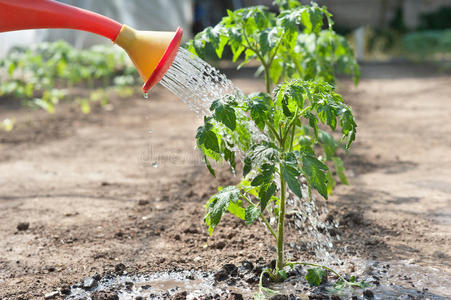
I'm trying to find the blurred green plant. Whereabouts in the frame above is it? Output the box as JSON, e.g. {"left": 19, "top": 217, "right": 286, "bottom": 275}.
{"left": 0, "top": 40, "right": 138, "bottom": 119}
{"left": 402, "top": 29, "right": 451, "bottom": 59}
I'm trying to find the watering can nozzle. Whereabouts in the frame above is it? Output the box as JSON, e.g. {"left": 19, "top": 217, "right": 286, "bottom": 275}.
{"left": 114, "top": 25, "right": 183, "bottom": 93}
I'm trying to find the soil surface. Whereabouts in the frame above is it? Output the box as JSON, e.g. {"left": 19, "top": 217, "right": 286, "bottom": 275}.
{"left": 0, "top": 62, "right": 450, "bottom": 299}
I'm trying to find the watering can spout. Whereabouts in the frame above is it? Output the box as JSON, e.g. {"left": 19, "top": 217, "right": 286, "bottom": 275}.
{"left": 0, "top": 0, "right": 183, "bottom": 93}
{"left": 114, "top": 25, "right": 183, "bottom": 93}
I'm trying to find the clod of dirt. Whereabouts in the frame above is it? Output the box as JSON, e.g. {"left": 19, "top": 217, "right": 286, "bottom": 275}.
{"left": 213, "top": 263, "right": 239, "bottom": 282}
{"left": 60, "top": 285, "right": 71, "bottom": 295}
{"left": 223, "top": 264, "right": 238, "bottom": 277}
{"left": 91, "top": 290, "right": 119, "bottom": 300}
{"left": 114, "top": 263, "right": 126, "bottom": 274}
{"left": 227, "top": 293, "right": 244, "bottom": 300}
{"left": 183, "top": 224, "right": 199, "bottom": 234}
{"left": 214, "top": 269, "right": 229, "bottom": 282}
{"left": 138, "top": 200, "right": 149, "bottom": 206}
{"left": 308, "top": 295, "right": 329, "bottom": 300}
{"left": 16, "top": 222, "right": 29, "bottom": 231}
{"left": 363, "top": 289, "right": 374, "bottom": 299}
{"left": 269, "top": 295, "right": 288, "bottom": 300}
{"left": 124, "top": 281, "right": 134, "bottom": 290}
{"left": 212, "top": 241, "right": 226, "bottom": 249}
{"left": 340, "top": 211, "right": 364, "bottom": 226}
{"left": 93, "top": 273, "right": 102, "bottom": 281}
{"left": 170, "top": 291, "right": 187, "bottom": 300}
{"left": 240, "top": 260, "right": 254, "bottom": 272}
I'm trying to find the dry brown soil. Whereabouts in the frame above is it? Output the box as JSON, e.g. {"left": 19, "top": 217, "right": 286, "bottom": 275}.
{"left": 0, "top": 63, "right": 450, "bottom": 299}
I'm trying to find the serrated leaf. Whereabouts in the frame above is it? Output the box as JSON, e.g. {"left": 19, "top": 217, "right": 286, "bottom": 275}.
{"left": 259, "top": 182, "right": 276, "bottom": 212}
{"left": 319, "top": 130, "right": 338, "bottom": 160}
{"left": 281, "top": 162, "right": 302, "bottom": 199}
{"left": 196, "top": 124, "right": 219, "bottom": 153}
{"left": 302, "top": 155, "right": 328, "bottom": 199}
{"left": 251, "top": 163, "right": 275, "bottom": 187}
{"left": 278, "top": 269, "right": 287, "bottom": 280}
{"left": 203, "top": 155, "right": 216, "bottom": 177}
{"left": 205, "top": 186, "right": 241, "bottom": 234}
{"left": 269, "top": 59, "right": 283, "bottom": 84}
{"left": 245, "top": 204, "right": 260, "bottom": 225}
{"left": 243, "top": 156, "right": 252, "bottom": 177}
{"left": 211, "top": 100, "right": 236, "bottom": 131}
{"left": 326, "top": 169, "right": 336, "bottom": 195}
{"left": 248, "top": 93, "right": 271, "bottom": 131}
{"left": 228, "top": 201, "right": 245, "bottom": 220}
{"left": 305, "top": 267, "right": 327, "bottom": 287}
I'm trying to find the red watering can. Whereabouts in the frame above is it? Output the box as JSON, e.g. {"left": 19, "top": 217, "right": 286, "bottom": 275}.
{"left": 0, "top": 0, "right": 183, "bottom": 93}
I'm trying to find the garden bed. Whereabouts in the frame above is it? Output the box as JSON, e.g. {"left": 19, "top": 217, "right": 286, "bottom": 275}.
{"left": 0, "top": 63, "right": 450, "bottom": 299}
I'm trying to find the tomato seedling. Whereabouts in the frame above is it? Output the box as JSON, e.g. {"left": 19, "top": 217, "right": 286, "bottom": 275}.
{"left": 188, "top": 0, "right": 366, "bottom": 294}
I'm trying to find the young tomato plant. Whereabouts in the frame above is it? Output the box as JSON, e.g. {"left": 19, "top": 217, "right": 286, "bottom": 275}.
{"left": 188, "top": 0, "right": 363, "bottom": 292}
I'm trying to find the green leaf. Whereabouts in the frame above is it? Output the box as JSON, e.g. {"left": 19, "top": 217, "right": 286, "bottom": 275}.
{"left": 302, "top": 155, "right": 328, "bottom": 199}
{"left": 300, "top": 5, "right": 324, "bottom": 34}
{"left": 305, "top": 267, "right": 327, "bottom": 286}
{"left": 269, "top": 59, "right": 283, "bottom": 84}
{"left": 196, "top": 123, "right": 220, "bottom": 153}
{"left": 205, "top": 186, "right": 241, "bottom": 234}
{"left": 251, "top": 163, "right": 275, "bottom": 186}
{"left": 281, "top": 162, "right": 303, "bottom": 199}
{"left": 259, "top": 182, "right": 276, "bottom": 212}
{"left": 243, "top": 156, "right": 252, "bottom": 177}
{"left": 247, "top": 93, "right": 271, "bottom": 131}
{"left": 203, "top": 155, "right": 216, "bottom": 177}
{"left": 332, "top": 157, "right": 348, "bottom": 184}
{"left": 245, "top": 204, "right": 260, "bottom": 225}
{"left": 211, "top": 100, "right": 236, "bottom": 131}
{"left": 278, "top": 269, "right": 287, "bottom": 280}
{"left": 259, "top": 28, "right": 279, "bottom": 56}
{"left": 326, "top": 169, "right": 336, "bottom": 195}
{"left": 228, "top": 201, "right": 245, "bottom": 220}
{"left": 319, "top": 131, "right": 338, "bottom": 160}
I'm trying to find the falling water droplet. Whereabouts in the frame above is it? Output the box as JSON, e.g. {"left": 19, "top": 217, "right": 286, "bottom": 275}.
{"left": 144, "top": 92, "right": 149, "bottom": 99}
{"left": 152, "top": 162, "right": 159, "bottom": 168}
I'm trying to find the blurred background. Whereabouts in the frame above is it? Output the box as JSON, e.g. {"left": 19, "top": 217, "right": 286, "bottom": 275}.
{"left": 1, "top": 0, "right": 450, "bottom": 61}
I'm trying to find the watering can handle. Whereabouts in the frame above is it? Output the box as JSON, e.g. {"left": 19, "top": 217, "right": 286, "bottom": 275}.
{"left": 0, "top": 0, "right": 123, "bottom": 41}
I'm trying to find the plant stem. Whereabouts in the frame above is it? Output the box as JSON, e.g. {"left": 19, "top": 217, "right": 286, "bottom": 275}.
{"left": 261, "top": 213, "right": 277, "bottom": 239}
{"left": 266, "top": 121, "right": 282, "bottom": 144}
{"left": 243, "top": 196, "right": 277, "bottom": 239}
{"left": 276, "top": 169, "right": 286, "bottom": 275}
{"left": 264, "top": 67, "right": 271, "bottom": 94}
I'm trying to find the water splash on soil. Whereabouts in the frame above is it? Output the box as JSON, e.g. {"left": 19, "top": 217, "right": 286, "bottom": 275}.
{"left": 65, "top": 260, "right": 451, "bottom": 299}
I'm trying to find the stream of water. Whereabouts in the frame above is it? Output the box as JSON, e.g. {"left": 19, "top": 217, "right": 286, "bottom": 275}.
{"left": 160, "top": 48, "right": 238, "bottom": 115}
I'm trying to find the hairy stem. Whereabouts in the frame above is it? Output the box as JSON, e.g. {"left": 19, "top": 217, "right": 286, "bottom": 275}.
{"left": 276, "top": 168, "right": 286, "bottom": 276}
{"left": 264, "top": 68, "right": 271, "bottom": 94}
{"left": 261, "top": 213, "right": 277, "bottom": 239}
{"left": 243, "top": 196, "right": 277, "bottom": 239}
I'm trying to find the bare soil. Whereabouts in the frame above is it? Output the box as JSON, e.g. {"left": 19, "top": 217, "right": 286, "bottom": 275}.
{"left": 0, "top": 63, "right": 450, "bottom": 299}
